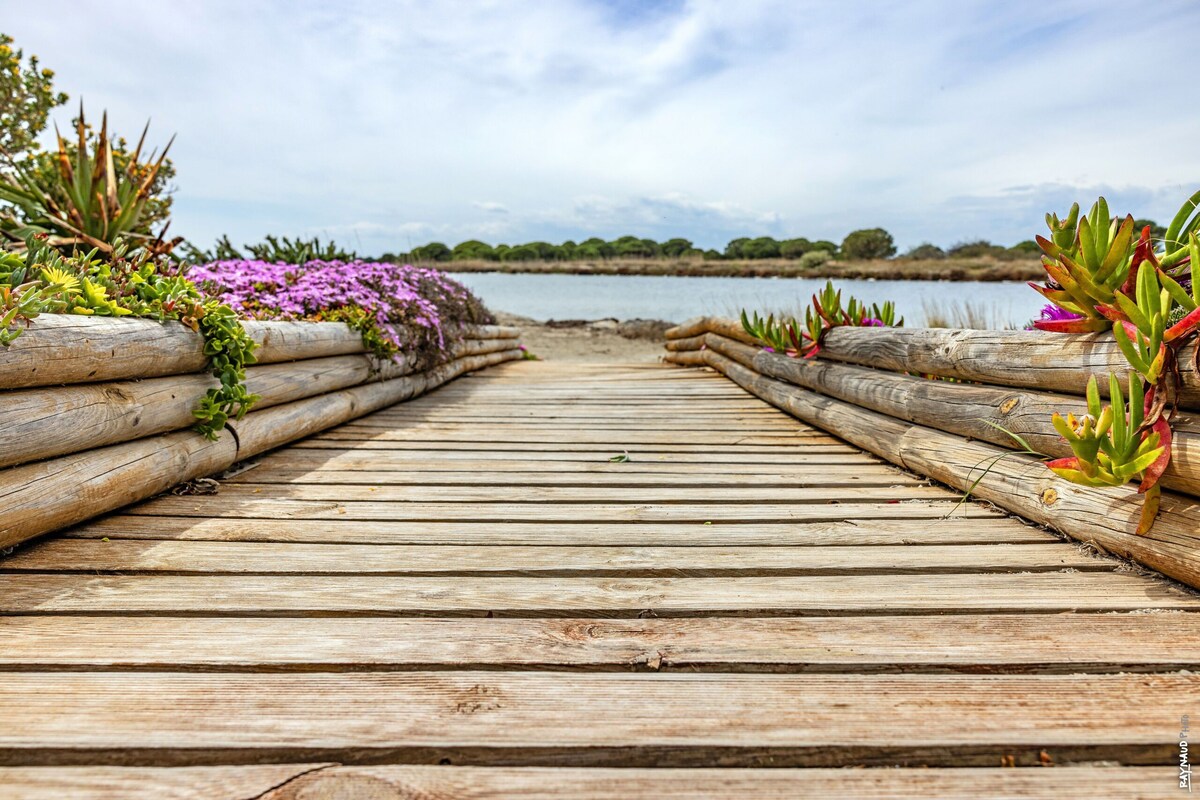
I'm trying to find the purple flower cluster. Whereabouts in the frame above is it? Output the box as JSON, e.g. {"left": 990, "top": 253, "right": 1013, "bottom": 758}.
{"left": 188, "top": 259, "right": 493, "bottom": 365}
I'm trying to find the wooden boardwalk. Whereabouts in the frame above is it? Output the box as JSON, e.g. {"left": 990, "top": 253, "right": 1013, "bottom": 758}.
{"left": 1, "top": 360, "right": 1196, "bottom": 797}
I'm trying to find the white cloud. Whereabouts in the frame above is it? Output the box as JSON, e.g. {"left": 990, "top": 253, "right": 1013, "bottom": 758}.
{"left": 5, "top": 0, "right": 1198, "bottom": 254}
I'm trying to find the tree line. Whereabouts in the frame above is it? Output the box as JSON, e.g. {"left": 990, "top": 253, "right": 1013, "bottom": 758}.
{"left": 382, "top": 228, "right": 1097, "bottom": 264}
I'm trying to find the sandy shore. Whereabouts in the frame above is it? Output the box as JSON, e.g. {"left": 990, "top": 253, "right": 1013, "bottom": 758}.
{"left": 494, "top": 312, "right": 673, "bottom": 363}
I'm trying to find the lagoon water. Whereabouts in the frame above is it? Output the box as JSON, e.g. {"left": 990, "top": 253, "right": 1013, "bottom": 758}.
{"left": 448, "top": 272, "right": 1046, "bottom": 328}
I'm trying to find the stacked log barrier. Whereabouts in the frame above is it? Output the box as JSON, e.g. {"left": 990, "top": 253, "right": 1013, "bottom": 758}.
{"left": 664, "top": 318, "right": 1200, "bottom": 590}
{"left": 0, "top": 316, "right": 522, "bottom": 549}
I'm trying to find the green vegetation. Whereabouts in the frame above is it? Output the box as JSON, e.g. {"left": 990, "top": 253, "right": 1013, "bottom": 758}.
{"left": 183, "top": 234, "right": 358, "bottom": 264}
{"left": 0, "top": 33, "right": 67, "bottom": 165}
{"left": 0, "top": 236, "right": 258, "bottom": 438}
{"left": 393, "top": 228, "right": 1044, "bottom": 268}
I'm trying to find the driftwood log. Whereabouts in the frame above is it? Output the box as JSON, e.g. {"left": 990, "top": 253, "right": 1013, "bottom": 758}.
{"left": 0, "top": 348, "right": 523, "bottom": 550}
{"left": 664, "top": 319, "right": 1200, "bottom": 591}
{"left": 667, "top": 316, "right": 1200, "bottom": 408}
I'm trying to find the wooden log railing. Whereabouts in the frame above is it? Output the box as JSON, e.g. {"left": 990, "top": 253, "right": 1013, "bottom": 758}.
{"left": 664, "top": 318, "right": 1200, "bottom": 591}
{"left": 667, "top": 316, "right": 1200, "bottom": 408}
{"left": 0, "top": 316, "right": 522, "bottom": 550}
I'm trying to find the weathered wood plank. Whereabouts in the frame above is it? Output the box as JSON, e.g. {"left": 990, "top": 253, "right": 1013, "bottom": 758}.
{"left": 309, "top": 430, "right": 835, "bottom": 445}
{"left": 0, "top": 765, "right": 1175, "bottom": 800}
{"left": 208, "top": 483, "right": 949, "bottom": 504}
{"left": 289, "top": 440, "right": 858, "bottom": 453}
{"left": 0, "top": 672, "right": 1194, "bottom": 765}
{"left": 2, "top": 614, "right": 1194, "bottom": 672}
{"left": 65, "top": 516, "right": 1036, "bottom": 546}
{"left": 0, "top": 764, "right": 330, "bottom": 800}
{"left": 2, "top": 572, "right": 1192, "bottom": 615}
{"left": 120, "top": 498, "right": 987, "bottom": 522}
{"left": 264, "top": 447, "right": 865, "bottom": 463}
{"left": 2, "top": 541, "right": 1102, "bottom": 575}
{"left": 222, "top": 467, "right": 918, "bottom": 486}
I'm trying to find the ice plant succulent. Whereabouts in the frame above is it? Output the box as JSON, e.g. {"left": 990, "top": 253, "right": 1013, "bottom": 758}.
{"left": 189, "top": 258, "right": 494, "bottom": 368}
{"left": 1047, "top": 374, "right": 1168, "bottom": 534}
{"left": 741, "top": 281, "right": 901, "bottom": 359}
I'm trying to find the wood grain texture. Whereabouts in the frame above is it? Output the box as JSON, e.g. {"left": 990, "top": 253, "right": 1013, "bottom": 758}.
{"left": 0, "top": 349, "right": 521, "bottom": 550}
{"left": 3, "top": 614, "right": 1196, "bottom": 671}
{"left": 698, "top": 332, "right": 1200, "bottom": 498}
{"left": 0, "top": 672, "right": 1195, "bottom": 765}
{"left": 0, "top": 765, "right": 1178, "bottom": 799}
{"left": 5, "top": 357, "right": 1195, "bottom": 786}
{"left": 665, "top": 315, "right": 1200, "bottom": 406}
{"left": 65, "top": 516, "right": 1039, "bottom": 546}
{"left": 2, "top": 540, "right": 1103, "bottom": 575}
{"left": 4, "top": 572, "right": 1193, "bottom": 615}
{"left": 0, "top": 315, "right": 517, "bottom": 389}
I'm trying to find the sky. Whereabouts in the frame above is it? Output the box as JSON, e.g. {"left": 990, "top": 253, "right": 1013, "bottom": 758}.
{"left": 5, "top": 0, "right": 1199, "bottom": 255}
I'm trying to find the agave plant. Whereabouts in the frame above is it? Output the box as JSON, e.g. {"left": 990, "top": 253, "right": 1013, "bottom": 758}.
{"left": 0, "top": 105, "right": 180, "bottom": 257}
{"left": 1047, "top": 373, "right": 1169, "bottom": 534}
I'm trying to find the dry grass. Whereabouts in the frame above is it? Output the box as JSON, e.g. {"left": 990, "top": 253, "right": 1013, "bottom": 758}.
{"left": 921, "top": 298, "right": 1020, "bottom": 330}
{"left": 431, "top": 257, "right": 1042, "bottom": 282}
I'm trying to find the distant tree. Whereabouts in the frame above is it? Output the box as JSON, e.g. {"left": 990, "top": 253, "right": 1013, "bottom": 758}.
{"left": 702, "top": 249, "right": 723, "bottom": 260}
{"left": 579, "top": 237, "right": 615, "bottom": 258}
{"left": 410, "top": 242, "right": 451, "bottom": 262}
{"left": 1133, "top": 219, "right": 1168, "bottom": 241}
{"left": 947, "top": 240, "right": 1004, "bottom": 259}
{"left": 809, "top": 240, "right": 838, "bottom": 255}
{"left": 559, "top": 240, "right": 578, "bottom": 260}
{"left": 741, "top": 236, "right": 781, "bottom": 259}
{"left": 451, "top": 240, "right": 497, "bottom": 261}
{"left": 779, "top": 238, "right": 812, "bottom": 259}
{"left": 612, "top": 236, "right": 659, "bottom": 258}
{"left": 521, "top": 241, "right": 559, "bottom": 260}
{"left": 902, "top": 243, "right": 945, "bottom": 260}
{"left": 661, "top": 237, "right": 694, "bottom": 257}
{"left": 682, "top": 247, "right": 705, "bottom": 258}
{"left": 724, "top": 237, "right": 750, "bottom": 258}
{"left": 839, "top": 228, "right": 896, "bottom": 260}
{"left": 500, "top": 244, "right": 538, "bottom": 261}
{"left": 1008, "top": 239, "right": 1041, "bottom": 255}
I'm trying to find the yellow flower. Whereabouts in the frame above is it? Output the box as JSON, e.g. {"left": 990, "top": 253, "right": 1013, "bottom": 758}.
{"left": 41, "top": 266, "right": 81, "bottom": 294}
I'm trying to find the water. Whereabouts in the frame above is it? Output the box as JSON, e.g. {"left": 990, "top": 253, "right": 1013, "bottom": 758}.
{"left": 448, "top": 272, "right": 1045, "bottom": 328}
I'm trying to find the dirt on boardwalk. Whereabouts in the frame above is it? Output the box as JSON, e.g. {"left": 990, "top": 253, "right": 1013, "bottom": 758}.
{"left": 494, "top": 312, "right": 673, "bottom": 363}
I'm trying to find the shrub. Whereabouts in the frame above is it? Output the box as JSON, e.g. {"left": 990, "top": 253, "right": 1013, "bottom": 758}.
{"left": 0, "top": 33, "right": 68, "bottom": 165}
{"left": 798, "top": 250, "right": 831, "bottom": 270}
{"left": 902, "top": 243, "right": 945, "bottom": 260}
{"left": 809, "top": 239, "right": 839, "bottom": 255}
{"left": 839, "top": 228, "right": 896, "bottom": 260}
{"left": 947, "top": 240, "right": 1005, "bottom": 259}
{"left": 238, "top": 235, "right": 355, "bottom": 264}
{"left": 1009, "top": 239, "right": 1041, "bottom": 255}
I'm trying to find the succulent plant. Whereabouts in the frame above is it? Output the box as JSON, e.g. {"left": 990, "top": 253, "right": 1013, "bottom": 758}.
{"left": 1047, "top": 374, "right": 1168, "bottom": 534}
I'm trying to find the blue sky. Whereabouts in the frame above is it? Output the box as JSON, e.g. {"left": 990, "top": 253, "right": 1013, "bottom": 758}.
{"left": 5, "top": 0, "right": 1199, "bottom": 255}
